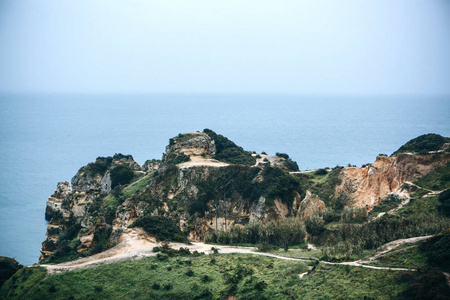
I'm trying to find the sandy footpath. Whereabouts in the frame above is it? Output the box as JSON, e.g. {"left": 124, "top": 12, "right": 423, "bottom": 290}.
{"left": 38, "top": 229, "right": 431, "bottom": 275}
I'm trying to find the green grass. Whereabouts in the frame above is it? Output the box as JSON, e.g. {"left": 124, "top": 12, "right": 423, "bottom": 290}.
{"left": 0, "top": 253, "right": 416, "bottom": 300}
{"left": 304, "top": 171, "right": 329, "bottom": 184}
{"left": 263, "top": 247, "right": 322, "bottom": 260}
{"left": 370, "top": 195, "right": 402, "bottom": 215}
{"left": 397, "top": 195, "right": 440, "bottom": 218}
{"left": 104, "top": 172, "right": 154, "bottom": 209}
{"left": 413, "top": 160, "right": 450, "bottom": 191}
{"left": 366, "top": 244, "right": 427, "bottom": 269}
{"left": 295, "top": 263, "right": 410, "bottom": 299}
{"left": 0, "top": 266, "right": 47, "bottom": 299}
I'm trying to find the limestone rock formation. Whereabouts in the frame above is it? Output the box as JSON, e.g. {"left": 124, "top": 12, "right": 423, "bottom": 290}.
{"left": 335, "top": 153, "right": 450, "bottom": 209}
{"left": 297, "top": 191, "right": 326, "bottom": 220}
{"left": 39, "top": 131, "right": 450, "bottom": 264}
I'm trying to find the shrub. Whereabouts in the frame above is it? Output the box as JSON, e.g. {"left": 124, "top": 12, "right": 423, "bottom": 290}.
{"left": 94, "top": 285, "right": 103, "bottom": 292}
{"left": 110, "top": 165, "right": 134, "bottom": 188}
{"left": 392, "top": 133, "right": 450, "bottom": 156}
{"left": 0, "top": 257, "right": 23, "bottom": 288}
{"left": 284, "top": 159, "right": 299, "bottom": 171}
{"left": 315, "top": 168, "right": 328, "bottom": 176}
{"left": 151, "top": 283, "right": 161, "bottom": 290}
{"left": 131, "top": 215, "right": 186, "bottom": 242}
{"left": 438, "top": 189, "right": 450, "bottom": 217}
{"left": 256, "top": 243, "right": 278, "bottom": 252}
{"left": 275, "top": 153, "right": 289, "bottom": 159}
{"left": 203, "top": 129, "right": 256, "bottom": 165}
{"left": 419, "top": 228, "right": 450, "bottom": 271}
{"left": 84, "top": 156, "right": 113, "bottom": 176}
{"left": 399, "top": 268, "right": 450, "bottom": 299}
{"left": 208, "top": 218, "right": 306, "bottom": 248}
{"left": 156, "top": 253, "right": 169, "bottom": 261}
{"left": 305, "top": 214, "right": 325, "bottom": 235}
{"left": 185, "top": 269, "right": 194, "bottom": 277}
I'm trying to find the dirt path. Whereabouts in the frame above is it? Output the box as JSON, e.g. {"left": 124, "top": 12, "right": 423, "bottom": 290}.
{"left": 359, "top": 235, "right": 432, "bottom": 263}
{"left": 177, "top": 156, "right": 229, "bottom": 169}
{"left": 38, "top": 231, "right": 431, "bottom": 275}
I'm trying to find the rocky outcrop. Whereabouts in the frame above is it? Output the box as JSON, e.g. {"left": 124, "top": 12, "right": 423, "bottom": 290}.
{"left": 335, "top": 153, "right": 450, "bottom": 209}
{"left": 40, "top": 131, "right": 450, "bottom": 264}
{"left": 45, "top": 181, "right": 71, "bottom": 221}
{"left": 40, "top": 155, "right": 143, "bottom": 262}
{"left": 163, "top": 132, "right": 216, "bottom": 162}
{"left": 297, "top": 191, "right": 326, "bottom": 220}
{"left": 143, "top": 160, "right": 160, "bottom": 173}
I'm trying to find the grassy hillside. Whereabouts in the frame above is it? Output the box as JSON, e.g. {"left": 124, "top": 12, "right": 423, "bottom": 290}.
{"left": 1, "top": 253, "right": 416, "bottom": 300}
{"left": 392, "top": 133, "right": 450, "bottom": 156}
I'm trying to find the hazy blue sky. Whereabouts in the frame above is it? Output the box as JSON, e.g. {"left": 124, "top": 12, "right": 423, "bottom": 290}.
{"left": 1, "top": 0, "right": 449, "bottom": 95}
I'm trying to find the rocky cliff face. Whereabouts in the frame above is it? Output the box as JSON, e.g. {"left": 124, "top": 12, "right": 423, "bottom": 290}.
{"left": 41, "top": 155, "right": 144, "bottom": 261}
{"left": 335, "top": 153, "right": 450, "bottom": 209}
{"left": 40, "top": 131, "right": 450, "bottom": 263}
{"left": 40, "top": 132, "right": 317, "bottom": 262}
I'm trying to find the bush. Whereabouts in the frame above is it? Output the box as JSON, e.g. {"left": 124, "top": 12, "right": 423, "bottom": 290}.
{"left": 84, "top": 156, "right": 113, "bottom": 176}
{"left": 315, "top": 168, "right": 328, "bottom": 176}
{"left": 203, "top": 129, "right": 256, "bottom": 165}
{"left": 110, "top": 165, "right": 134, "bottom": 188}
{"left": 132, "top": 216, "right": 186, "bottom": 242}
{"left": 185, "top": 269, "right": 194, "bottom": 277}
{"left": 207, "top": 218, "right": 306, "bottom": 248}
{"left": 0, "top": 257, "right": 23, "bottom": 288}
{"left": 275, "top": 153, "right": 289, "bottom": 159}
{"left": 419, "top": 228, "right": 450, "bottom": 271}
{"left": 392, "top": 133, "right": 450, "bottom": 156}
{"left": 305, "top": 214, "right": 325, "bottom": 235}
{"left": 438, "top": 189, "right": 450, "bottom": 217}
{"left": 284, "top": 159, "right": 299, "bottom": 172}
{"left": 151, "top": 283, "right": 161, "bottom": 290}
{"left": 256, "top": 243, "right": 278, "bottom": 252}
{"left": 399, "top": 268, "right": 450, "bottom": 299}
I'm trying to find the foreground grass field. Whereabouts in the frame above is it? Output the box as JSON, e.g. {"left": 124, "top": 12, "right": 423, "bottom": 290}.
{"left": 1, "top": 253, "right": 414, "bottom": 300}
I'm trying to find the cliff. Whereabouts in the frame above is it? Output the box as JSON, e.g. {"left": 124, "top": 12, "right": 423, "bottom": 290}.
{"left": 335, "top": 153, "right": 450, "bottom": 209}
{"left": 39, "top": 131, "right": 450, "bottom": 263}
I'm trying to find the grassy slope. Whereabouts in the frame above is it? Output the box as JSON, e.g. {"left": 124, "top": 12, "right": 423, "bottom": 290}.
{"left": 104, "top": 172, "right": 154, "bottom": 209}
{"left": 0, "top": 254, "right": 412, "bottom": 300}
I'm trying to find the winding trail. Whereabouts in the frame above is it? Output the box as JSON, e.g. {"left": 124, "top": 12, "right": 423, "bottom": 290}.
{"left": 37, "top": 229, "right": 432, "bottom": 276}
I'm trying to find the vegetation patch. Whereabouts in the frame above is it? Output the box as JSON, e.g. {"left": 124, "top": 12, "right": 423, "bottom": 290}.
{"left": 369, "top": 245, "right": 427, "bottom": 269}
{"left": 206, "top": 218, "right": 306, "bottom": 250}
{"left": 392, "top": 133, "right": 450, "bottom": 155}
{"left": 310, "top": 166, "right": 344, "bottom": 209}
{"left": 132, "top": 215, "right": 186, "bottom": 242}
{"left": 369, "top": 194, "right": 401, "bottom": 215}
{"left": 321, "top": 213, "right": 450, "bottom": 260}
{"left": 413, "top": 161, "right": 450, "bottom": 191}
{"left": 419, "top": 228, "right": 450, "bottom": 272}
{"left": 110, "top": 165, "right": 134, "bottom": 188}
{"left": 0, "top": 257, "right": 23, "bottom": 288}
{"left": 0, "top": 267, "right": 47, "bottom": 299}
{"left": 203, "top": 129, "right": 256, "bottom": 165}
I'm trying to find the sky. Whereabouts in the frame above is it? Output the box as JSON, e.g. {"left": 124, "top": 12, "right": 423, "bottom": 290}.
{"left": 0, "top": 0, "right": 449, "bottom": 96}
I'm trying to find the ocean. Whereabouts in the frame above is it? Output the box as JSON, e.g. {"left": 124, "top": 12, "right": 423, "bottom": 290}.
{"left": 0, "top": 94, "right": 449, "bottom": 266}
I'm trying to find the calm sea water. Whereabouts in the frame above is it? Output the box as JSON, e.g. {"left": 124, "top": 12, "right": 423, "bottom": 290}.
{"left": 1, "top": 94, "right": 449, "bottom": 265}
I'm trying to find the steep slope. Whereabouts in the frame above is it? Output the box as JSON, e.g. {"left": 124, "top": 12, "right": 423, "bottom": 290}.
{"left": 335, "top": 153, "right": 450, "bottom": 209}
{"left": 39, "top": 131, "right": 450, "bottom": 265}
{"left": 40, "top": 131, "right": 308, "bottom": 263}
